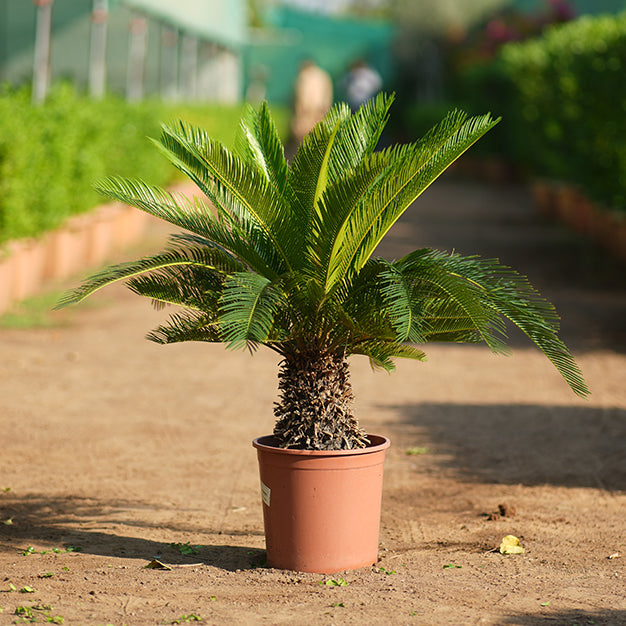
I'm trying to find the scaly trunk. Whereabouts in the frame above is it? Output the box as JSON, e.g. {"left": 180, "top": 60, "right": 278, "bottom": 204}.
{"left": 273, "top": 350, "right": 369, "bottom": 450}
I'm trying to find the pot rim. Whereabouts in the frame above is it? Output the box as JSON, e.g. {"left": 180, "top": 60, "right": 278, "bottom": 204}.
{"left": 252, "top": 434, "right": 390, "bottom": 457}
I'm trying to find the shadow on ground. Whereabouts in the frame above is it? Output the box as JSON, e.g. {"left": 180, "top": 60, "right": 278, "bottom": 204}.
{"left": 0, "top": 494, "right": 264, "bottom": 571}
{"left": 386, "top": 402, "right": 626, "bottom": 490}
{"left": 501, "top": 609, "right": 626, "bottom": 625}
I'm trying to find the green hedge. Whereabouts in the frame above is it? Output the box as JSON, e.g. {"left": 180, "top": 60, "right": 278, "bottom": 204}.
{"left": 453, "top": 12, "right": 626, "bottom": 211}
{"left": 500, "top": 12, "right": 626, "bottom": 209}
{"left": 0, "top": 84, "right": 288, "bottom": 244}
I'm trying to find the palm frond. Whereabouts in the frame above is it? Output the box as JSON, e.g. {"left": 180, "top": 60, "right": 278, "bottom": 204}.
{"left": 127, "top": 264, "right": 222, "bottom": 312}
{"left": 327, "top": 92, "right": 394, "bottom": 178}
{"left": 306, "top": 150, "right": 390, "bottom": 277}
{"left": 235, "top": 102, "right": 290, "bottom": 196}
{"left": 397, "top": 250, "right": 589, "bottom": 397}
{"left": 351, "top": 340, "right": 428, "bottom": 372}
{"left": 393, "top": 249, "right": 509, "bottom": 353}
{"left": 146, "top": 310, "right": 221, "bottom": 344}
{"left": 56, "top": 244, "right": 242, "bottom": 308}
{"left": 324, "top": 111, "right": 500, "bottom": 292}
{"left": 287, "top": 104, "right": 352, "bottom": 231}
{"left": 218, "top": 272, "right": 284, "bottom": 350}
{"left": 156, "top": 121, "right": 302, "bottom": 272}
{"left": 94, "top": 178, "right": 282, "bottom": 279}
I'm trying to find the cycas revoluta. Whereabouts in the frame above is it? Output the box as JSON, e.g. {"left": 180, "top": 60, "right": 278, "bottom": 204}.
{"left": 58, "top": 94, "right": 589, "bottom": 450}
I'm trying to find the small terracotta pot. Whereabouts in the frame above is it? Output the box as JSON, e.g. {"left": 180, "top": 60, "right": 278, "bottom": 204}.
{"left": 253, "top": 434, "right": 390, "bottom": 573}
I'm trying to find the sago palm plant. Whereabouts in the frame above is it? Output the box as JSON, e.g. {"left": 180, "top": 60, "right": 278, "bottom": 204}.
{"left": 58, "top": 93, "right": 588, "bottom": 450}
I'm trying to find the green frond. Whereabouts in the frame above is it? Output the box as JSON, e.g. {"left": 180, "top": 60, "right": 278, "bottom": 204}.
{"left": 377, "top": 261, "right": 421, "bottom": 343}
{"left": 393, "top": 249, "right": 508, "bottom": 353}
{"left": 56, "top": 245, "right": 242, "bottom": 309}
{"left": 235, "top": 101, "right": 290, "bottom": 196}
{"left": 324, "top": 111, "right": 500, "bottom": 292}
{"left": 396, "top": 250, "right": 589, "bottom": 397}
{"left": 218, "top": 272, "right": 284, "bottom": 351}
{"left": 287, "top": 103, "right": 352, "bottom": 231}
{"left": 352, "top": 340, "right": 428, "bottom": 372}
{"left": 127, "top": 264, "right": 222, "bottom": 312}
{"left": 156, "top": 121, "right": 301, "bottom": 272}
{"left": 146, "top": 310, "right": 221, "bottom": 344}
{"left": 94, "top": 178, "right": 282, "bottom": 279}
{"left": 326, "top": 91, "right": 394, "bottom": 178}
{"left": 307, "top": 151, "right": 390, "bottom": 278}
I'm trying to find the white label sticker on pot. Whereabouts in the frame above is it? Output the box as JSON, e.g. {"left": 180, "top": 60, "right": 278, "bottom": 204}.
{"left": 261, "top": 481, "right": 271, "bottom": 507}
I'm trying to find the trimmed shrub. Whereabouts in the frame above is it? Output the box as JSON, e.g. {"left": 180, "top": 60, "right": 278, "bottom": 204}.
{"left": 500, "top": 12, "right": 626, "bottom": 209}
{"left": 452, "top": 12, "right": 626, "bottom": 211}
{"left": 0, "top": 84, "right": 288, "bottom": 243}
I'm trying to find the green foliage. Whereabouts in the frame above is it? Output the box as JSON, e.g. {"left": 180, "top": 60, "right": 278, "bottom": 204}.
{"left": 0, "top": 83, "right": 288, "bottom": 244}
{"left": 169, "top": 542, "right": 203, "bottom": 556}
{"left": 456, "top": 12, "right": 626, "bottom": 210}
{"left": 499, "top": 12, "right": 626, "bottom": 209}
{"left": 59, "top": 94, "right": 589, "bottom": 409}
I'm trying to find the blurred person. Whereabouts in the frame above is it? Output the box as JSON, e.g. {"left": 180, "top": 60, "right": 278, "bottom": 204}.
{"left": 291, "top": 59, "right": 333, "bottom": 144}
{"left": 341, "top": 59, "right": 382, "bottom": 112}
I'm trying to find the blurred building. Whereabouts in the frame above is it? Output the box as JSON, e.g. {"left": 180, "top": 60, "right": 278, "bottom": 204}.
{"left": 0, "top": 0, "right": 245, "bottom": 102}
{"left": 0, "top": 1, "right": 395, "bottom": 107}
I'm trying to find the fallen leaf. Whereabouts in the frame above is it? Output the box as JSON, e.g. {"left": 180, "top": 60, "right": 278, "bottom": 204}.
{"left": 499, "top": 535, "right": 525, "bottom": 555}
{"left": 145, "top": 559, "right": 172, "bottom": 570}
{"left": 2, "top": 518, "right": 13, "bottom": 525}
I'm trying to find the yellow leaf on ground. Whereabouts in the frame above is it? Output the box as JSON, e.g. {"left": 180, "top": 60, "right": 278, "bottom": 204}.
{"left": 499, "top": 535, "right": 525, "bottom": 555}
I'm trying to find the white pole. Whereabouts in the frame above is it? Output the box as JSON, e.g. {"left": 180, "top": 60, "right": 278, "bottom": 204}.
{"left": 181, "top": 34, "right": 198, "bottom": 101}
{"left": 32, "top": 0, "right": 53, "bottom": 104}
{"left": 127, "top": 14, "right": 148, "bottom": 102}
{"left": 89, "top": 0, "right": 109, "bottom": 99}
{"left": 160, "top": 26, "right": 179, "bottom": 102}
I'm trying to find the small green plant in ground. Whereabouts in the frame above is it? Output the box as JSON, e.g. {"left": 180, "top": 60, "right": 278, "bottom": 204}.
{"left": 169, "top": 542, "right": 202, "bottom": 556}
{"left": 318, "top": 578, "right": 348, "bottom": 587}
{"left": 14, "top": 605, "right": 63, "bottom": 623}
{"left": 443, "top": 563, "right": 462, "bottom": 569}
{"left": 378, "top": 566, "right": 396, "bottom": 575}
{"left": 172, "top": 615, "right": 202, "bottom": 624}
{"left": 20, "top": 546, "right": 82, "bottom": 556}
{"left": 405, "top": 446, "right": 428, "bottom": 456}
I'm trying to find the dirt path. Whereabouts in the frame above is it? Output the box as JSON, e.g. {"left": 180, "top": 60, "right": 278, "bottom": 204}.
{"left": 1, "top": 179, "right": 625, "bottom": 625}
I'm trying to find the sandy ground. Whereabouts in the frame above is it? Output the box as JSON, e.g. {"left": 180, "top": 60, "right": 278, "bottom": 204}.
{"left": 1, "top": 179, "right": 625, "bottom": 625}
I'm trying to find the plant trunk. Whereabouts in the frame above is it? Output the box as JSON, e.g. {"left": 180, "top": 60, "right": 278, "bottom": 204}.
{"left": 273, "top": 350, "right": 368, "bottom": 450}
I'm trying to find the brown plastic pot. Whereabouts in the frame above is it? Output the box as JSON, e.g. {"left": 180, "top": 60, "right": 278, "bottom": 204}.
{"left": 252, "top": 434, "right": 390, "bottom": 573}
